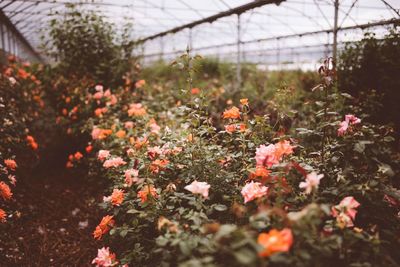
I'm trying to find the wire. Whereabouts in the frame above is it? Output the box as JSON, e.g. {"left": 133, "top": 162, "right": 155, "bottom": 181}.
{"left": 177, "top": 0, "right": 205, "bottom": 19}
{"left": 380, "top": 0, "right": 400, "bottom": 17}
{"left": 339, "top": 0, "right": 359, "bottom": 27}
{"left": 313, "top": 0, "right": 332, "bottom": 27}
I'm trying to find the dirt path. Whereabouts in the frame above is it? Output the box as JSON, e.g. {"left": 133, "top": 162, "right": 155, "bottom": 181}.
{"left": 0, "top": 165, "right": 104, "bottom": 266}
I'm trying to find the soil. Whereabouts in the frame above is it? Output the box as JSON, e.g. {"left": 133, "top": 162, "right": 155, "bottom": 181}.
{"left": 0, "top": 158, "right": 105, "bottom": 266}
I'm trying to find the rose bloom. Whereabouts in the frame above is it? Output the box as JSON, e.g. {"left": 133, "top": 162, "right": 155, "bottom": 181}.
{"left": 149, "top": 159, "right": 169, "bottom": 174}
{"left": 0, "top": 181, "right": 13, "bottom": 200}
{"left": 98, "top": 150, "right": 110, "bottom": 161}
{"left": 104, "top": 89, "right": 111, "bottom": 97}
{"left": 104, "top": 189, "right": 125, "bottom": 206}
{"left": 74, "top": 151, "right": 83, "bottom": 160}
{"left": 191, "top": 87, "right": 200, "bottom": 95}
{"left": 103, "top": 157, "right": 127, "bottom": 169}
{"left": 26, "top": 135, "right": 38, "bottom": 150}
{"left": 184, "top": 180, "right": 210, "bottom": 198}
{"left": 148, "top": 119, "right": 161, "bottom": 134}
{"left": 255, "top": 141, "right": 293, "bottom": 167}
{"left": 241, "top": 181, "right": 268, "bottom": 203}
{"left": 299, "top": 171, "right": 324, "bottom": 194}
{"left": 147, "top": 146, "right": 163, "bottom": 159}
{"left": 94, "top": 108, "right": 103, "bottom": 117}
{"left": 222, "top": 106, "right": 240, "bottom": 119}
{"left": 95, "top": 84, "right": 104, "bottom": 92}
{"left": 4, "top": 159, "right": 17, "bottom": 171}
{"left": 135, "top": 79, "right": 146, "bottom": 88}
{"left": 138, "top": 185, "right": 158, "bottom": 203}
{"left": 124, "top": 169, "right": 139, "bottom": 187}
{"left": 331, "top": 196, "right": 360, "bottom": 228}
{"left": 250, "top": 166, "right": 271, "bottom": 180}
{"left": 9, "top": 77, "right": 17, "bottom": 85}
{"left": 92, "top": 128, "right": 112, "bottom": 140}
{"left": 8, "top": 174, "right": 17, "bottom": 186}
{"left": 338, "top": 120, "right": 349, "bottom": 136}
{"left": 93, "top": 91, "right": 104, "bottom": 100}
{"left": 86, "top": 145, "right": 93, "bottom": 153}
{"left": 224, "top": 124, "right": 236, "bottom": 134}
{"left": 345, "top": 114, "right": 361, "bottom": 125}
{"left": 66, "top": 161, "right": 74, "bottom": 168}
{"left": 258, "top": 228, "right": 293, "bottom": 257}
{"left": 274, "top": 140, "right": 294, "bottom": 159}
{"left": 124, "top": 121, "right": 134, "bottom": 129}
{"left": 0, "top": 208, "right": 6, "bottom": 222}
{"left": 338, "top": 114, "right": 361, "bottom": 136}
{"left": 255, "top": 144, "right": 279, "bottom": 167}
{"left": 133, "top": 137, "right": 148, "bottom": 149}
{"left": 92, "top": 247, "right": 117, "bottom": 267}
{"left": 128, "top": 103, "right": 146, "bottom": 116}
{"left": 240, "top": 98, "right": 249, "bottom": 105}
{"left": 239, "top": 123, "right": 247, "bottom": 132}
{"left": 115, "top": 130, "right": 126, "bottom": 139}
{"left": 107, "top": 94, "right": 118, "bottom": 106}
{"left": 126, "top": 148, "right": 135, "bottom": 157}
{"left": 93, "top": 215, "right": 115, "bottom": 240}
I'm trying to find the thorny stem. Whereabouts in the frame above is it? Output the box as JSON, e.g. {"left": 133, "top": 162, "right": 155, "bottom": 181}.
{"left": 321, "top": 85, "right": 329, "bottom": 170}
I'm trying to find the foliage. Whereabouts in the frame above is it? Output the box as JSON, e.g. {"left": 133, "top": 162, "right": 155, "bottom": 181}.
{"left": 49, "top": 49, "right": 400, "bottom": 266}
{"left": 0, "top": 55, "right": 44, "bottom": 223}
{"left": 43, "top": 4, "right": 137, "bottom": 87}
{"left": 338, "top": 27, "right": 400, "bottom": 137}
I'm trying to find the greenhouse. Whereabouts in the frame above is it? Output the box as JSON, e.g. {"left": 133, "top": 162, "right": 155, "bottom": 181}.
{"left": 0, "top": 0, "right": 400, "bottom": 266}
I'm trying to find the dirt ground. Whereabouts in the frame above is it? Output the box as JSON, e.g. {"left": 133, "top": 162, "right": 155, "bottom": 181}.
{"left": 0, "top": 163, "right": 105, "bottom": 267}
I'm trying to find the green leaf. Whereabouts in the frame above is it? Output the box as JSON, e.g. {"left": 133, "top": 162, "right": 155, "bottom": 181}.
{"left": 120, "top": 229, "right": 128, "bottom": 237}
{"left": 213, "top": 204, "right": 228, "bottom": 211}
{"left": 233, "top": 248, "right": 257, "bottom": 265}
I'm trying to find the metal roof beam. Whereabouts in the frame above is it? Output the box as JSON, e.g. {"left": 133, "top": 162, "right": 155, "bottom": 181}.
{"left": 135, "top": 0, "right": 285, "bottom": 43}
{"left": 0, "top": 8, "right": 43, "bottom": 62}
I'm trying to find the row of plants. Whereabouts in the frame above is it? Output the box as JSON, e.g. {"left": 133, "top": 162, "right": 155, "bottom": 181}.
{"left": 338, "top": 27, "right": 400, "bottom": 139}
{"left": 0, "top": 55, "right": 43, "bottom": 224}
{"left": 50, "top": 52, "right": 400, "bottom": 266}
{"left": 35, "top": 6, "right": 400, "bottom": 266}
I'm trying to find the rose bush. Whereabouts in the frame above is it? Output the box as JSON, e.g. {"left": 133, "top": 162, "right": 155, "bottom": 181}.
{"left": 0, "top": 55, "right": 44, "bottom": 223}
{"left": 49, "top": 50, "right": 400, "bottom": 266}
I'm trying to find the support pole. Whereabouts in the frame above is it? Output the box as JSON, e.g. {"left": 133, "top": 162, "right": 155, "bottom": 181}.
{"left": 236, "top": 14, "right": 241, "bottom": 89}
{"left": 276, "top": 38, "right": 280, "bottom": 70}
{"left": 141, "top": 45, "right": 145, "bottom": 66}
{"left": 159, "top": 36, "right": 164, "bottom": 61}
{"left": 333, "top": 0, "right": 339, "bottom": 61}
{"left": 0, "top": 24, "right": 4, "bottom": 50}
{"left": 188, "top": 28, "right": 193, "bottom": 51}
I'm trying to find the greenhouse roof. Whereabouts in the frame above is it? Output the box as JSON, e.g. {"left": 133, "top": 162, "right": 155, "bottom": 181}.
{"left": 1, "top": 0, "right": 399, "bottom": 64}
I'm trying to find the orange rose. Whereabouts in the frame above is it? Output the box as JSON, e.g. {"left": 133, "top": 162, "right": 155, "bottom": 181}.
{"left": 4, "top": 159, "right": 17, "bottom": 170}
{"left": 222, "top": 106, "right": 240, "bottom": 119}
{"left": 191, "top": 87, "right": 200, "bottom": 95}
{"left": 115, "top": 130, "right": 126, "bottom": 139}
{"left": 93, "top": 215, "right": 115, "bottom": 240}
{"left": 240, "top": 98, "right": 249, "bottom": 105}
{"left": 0, "top": 208, "right": 6, "bottom": 222}
{"left": 258, "top": 228, "right": 293, "bottom": 257}
{"left": 0, "top": 182, "right": 12, "bottom": 200}
{"left": 86, "top": 145, "right": 93, "bottom": 153}
{"left": 138, "top": 185, "right": 158, "bottom": 203}
{"left": 225, "top": 124, "right": 236, "bottom": 133}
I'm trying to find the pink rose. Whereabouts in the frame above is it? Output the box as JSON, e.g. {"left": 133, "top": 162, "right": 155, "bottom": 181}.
{"left": 98, "top": 150, "right": 110, "bottom": 161}
{"left": 255, "top": 144, "right": 279, "bottom": 167}
{"left": 92, "top": 247, "right": 117, "bottom": 267}
{"left": 241, "top": 181, "right": 268, "bottom": 203}
{"left": 331, "top": 196, "right": 360, "bottom": 228}
{"left": 299, "top": 171, "right": 324, "bottom": 194}
{"left": 184, "top": 180, "right": 210, "bottom": 198}
{"left": 103, "top": 157, "right": 126, "bottom": 168}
